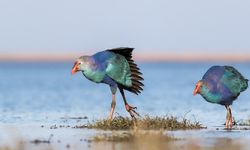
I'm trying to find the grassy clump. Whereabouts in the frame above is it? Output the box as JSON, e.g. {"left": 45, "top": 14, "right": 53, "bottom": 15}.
{"left": 238, "top": 119, "right": 250, "bottom": 126}
{"left": 75, "top": 115, "right": 204, "bottom": 130}
{"left": 137, "top": 115, "right": 202, "bottom": 130}
{"left": 232, "top": 118, "right": 250, "bottom": 130}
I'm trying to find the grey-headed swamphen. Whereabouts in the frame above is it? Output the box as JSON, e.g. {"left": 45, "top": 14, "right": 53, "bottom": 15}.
{"left": 194, "top": 66, "right": 248, "bottom": 129}
{"left": 71, "top": 47, "right": 144, "bottom": 121}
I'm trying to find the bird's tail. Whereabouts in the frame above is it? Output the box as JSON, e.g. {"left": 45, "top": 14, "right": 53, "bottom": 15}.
{"left": 241, "top": 79, "right": 249, "bottom": 92}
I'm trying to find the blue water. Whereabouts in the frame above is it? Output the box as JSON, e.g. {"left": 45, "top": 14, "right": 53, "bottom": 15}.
{"left": 0, "top": 62, "right": 249, "bottom": 127}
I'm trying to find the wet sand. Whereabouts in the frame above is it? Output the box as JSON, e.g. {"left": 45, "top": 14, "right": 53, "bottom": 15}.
{"left": 1, "top": 123, "right": 250, "bottom": 150}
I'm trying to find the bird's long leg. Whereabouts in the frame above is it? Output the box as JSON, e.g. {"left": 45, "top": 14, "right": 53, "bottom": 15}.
{"left": 228, "top": 106, "right": 233, "bottom": 129}
{"left": 225, "top": 105, "right": 233, "bottom": 129}
{"left": 108, "top": 94, "right": 116, "bottom": 121}
{"left": 108, "top": 86, "right": 117, "bottom": 121}
{"left": 119, "top": 88, "right": 140, "bottom": 120}
{"left": 225, "top": 105, "right": 230, "bottom": 129}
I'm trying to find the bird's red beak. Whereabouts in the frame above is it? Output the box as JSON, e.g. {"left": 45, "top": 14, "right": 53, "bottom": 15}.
{"left": 193, "top": 82, "right": 201, "bottom": 95}
{"left": 193, "top": 85, "right": 199, "bottom": 95}
{"left": 71, "top": 61, "right": 80, "bottom": 75}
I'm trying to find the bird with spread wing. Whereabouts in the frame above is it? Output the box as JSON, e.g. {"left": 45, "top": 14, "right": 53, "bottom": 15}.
{"left": 71, "top": 47, "right": 144, "bottom": 121}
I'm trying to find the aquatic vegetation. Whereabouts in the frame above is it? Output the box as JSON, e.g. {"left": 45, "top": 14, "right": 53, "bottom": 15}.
{"left": 74, "top": 115, "right": 204, "bottom": 130}
{"left": 238, "top": 118, "right": 250, "bottom": 126}
{"left": 236, "top": 118, "right": 250, "bottom": 128}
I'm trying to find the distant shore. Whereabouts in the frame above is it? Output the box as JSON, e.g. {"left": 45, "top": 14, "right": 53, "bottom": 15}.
{"left": 0, "top": 52, "right": 250, "bottom": 62}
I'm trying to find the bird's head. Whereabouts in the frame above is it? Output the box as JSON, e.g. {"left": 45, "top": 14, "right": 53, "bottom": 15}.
{"left": 193, "top": 80, "right": 204, "bottom": 95}
{"left": 71, "top": 56, "right": 90, "bottom": 75}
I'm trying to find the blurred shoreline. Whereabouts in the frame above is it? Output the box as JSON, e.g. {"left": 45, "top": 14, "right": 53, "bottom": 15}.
{"left": 0, "top": 52, "right": 250, "bottom": 62}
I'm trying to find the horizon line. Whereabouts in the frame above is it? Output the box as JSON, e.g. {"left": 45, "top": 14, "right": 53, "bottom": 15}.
{"left": 0, "top": 53, "right": 250, "bottom": 62}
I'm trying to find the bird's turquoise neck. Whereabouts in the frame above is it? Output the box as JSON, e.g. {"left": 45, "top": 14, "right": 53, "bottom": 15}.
{"left": 200, "top": 82, "right": 221, "bottom": 104}
{"left": 79, "top": 56, "right": 105, "bottom": 83}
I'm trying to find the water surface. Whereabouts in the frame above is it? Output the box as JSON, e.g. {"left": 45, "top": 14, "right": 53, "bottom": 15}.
{"left": 0, "top": 62, "right": 249, "bottom": 127}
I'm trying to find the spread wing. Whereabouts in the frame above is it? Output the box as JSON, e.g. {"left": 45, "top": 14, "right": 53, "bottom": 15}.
{"left": 106, "top": 47, "right": 144, "bottom": 95}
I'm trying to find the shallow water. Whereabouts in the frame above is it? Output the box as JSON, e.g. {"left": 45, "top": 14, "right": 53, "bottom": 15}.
{"left": 0, "top": 62, "right": 250, "bottom": 149}
{"left": 1, "top": 124, "right": 250, "bottom": 150}
{"left": 0, "top": 62, "right": 249, "bottom": 126}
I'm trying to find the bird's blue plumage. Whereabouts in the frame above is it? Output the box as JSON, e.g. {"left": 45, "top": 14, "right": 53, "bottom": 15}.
{"left": 76, "top": 48, "right": 144, "bottom": 95}
{"left": 91, "top": 51, "right": 114, "bottom": 71}
{"left": 85, "top": 50, "right": 132, "bottom": 86}
{"left": 199, "top": 66, "right": 248, "bottom": 105}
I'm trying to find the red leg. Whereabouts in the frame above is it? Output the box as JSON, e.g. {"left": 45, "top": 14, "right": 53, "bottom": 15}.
{"left": 119, "top": 88, "right": 140, "bottom": 120}
{"left": 225, "top": 105, "right": 230, "bottom": 129}
{"left": 225, "top": 105, "right": 233, "bottom": 129}
{"left": 108, "top": 94, "right": 116, "bottom": 120}
{"left": 229, "top": 107, "right": 233, "bottom": 129}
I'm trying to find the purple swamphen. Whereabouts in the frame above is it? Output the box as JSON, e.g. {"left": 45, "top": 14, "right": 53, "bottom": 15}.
{"left": 71, "top": 47, "right": 144, "bottom": 121}
{"left": 194, "top": 66, "right": 248, "bottom": 129}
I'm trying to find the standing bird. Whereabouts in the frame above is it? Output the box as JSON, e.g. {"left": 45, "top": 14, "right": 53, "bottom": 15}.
{"left": 71, "top": 47, "right": 144, "bottom": 121}
{"left": 194, "top": 66, "right": 248, "bottom": 129}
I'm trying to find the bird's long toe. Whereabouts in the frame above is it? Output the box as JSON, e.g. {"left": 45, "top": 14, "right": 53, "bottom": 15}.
{"left": 125, "top": 104, "right": 141, "bottom": 118}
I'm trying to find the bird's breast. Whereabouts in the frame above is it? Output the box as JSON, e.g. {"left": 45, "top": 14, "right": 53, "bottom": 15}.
{"left": 82, "top": 70, "right": 105, "bottom": 83}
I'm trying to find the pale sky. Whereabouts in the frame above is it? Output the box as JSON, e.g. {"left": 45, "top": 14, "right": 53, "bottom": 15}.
{"left": 0, "top": 0, "right": 250, "bottom": 56}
